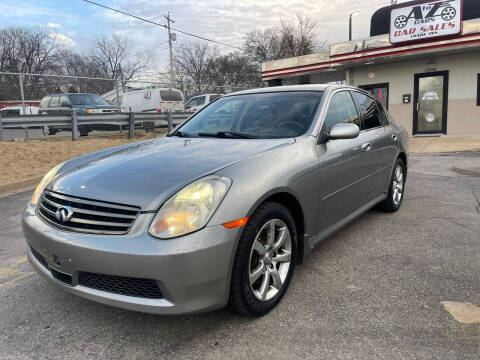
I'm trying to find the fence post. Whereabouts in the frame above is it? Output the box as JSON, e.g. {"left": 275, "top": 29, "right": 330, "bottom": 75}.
{"left": 0, "top": 114, "right": 4, "bottom": 142}
{"left": 115, "top": 78, "right": 121, "bottom": 113}
{"left": 19, "top": 73, "right": 26, "bottom": 115}
{"left": 72, "top": 111, "right": 78, "bottom": 141}
{"left": 167, "top": 112, "right": 173, "bottom": 133}
{"left": 24, "top": 127, "right": 29, "bottom": 141}
{"left": 128, "top": 112, "right": 135, "bottom": 140}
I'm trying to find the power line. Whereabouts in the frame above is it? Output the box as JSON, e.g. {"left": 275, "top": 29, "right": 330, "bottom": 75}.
{"left": 82, "top": 0, "right": 244, "bottom": 50}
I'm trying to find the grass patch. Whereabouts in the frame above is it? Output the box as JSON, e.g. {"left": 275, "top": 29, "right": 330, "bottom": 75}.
{"left": 0, "top": 132, "right": 164, "bottom": 185}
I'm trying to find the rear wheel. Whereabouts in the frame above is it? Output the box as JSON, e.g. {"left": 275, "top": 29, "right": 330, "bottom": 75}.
{"left": 42, "top": 126, "right": 57, "bottom": 136}
{"left": 380, "top": 158, "right": 406, "bottom": 212}
{"left": 228, "top": 202, "right": 296, "bottom": 316}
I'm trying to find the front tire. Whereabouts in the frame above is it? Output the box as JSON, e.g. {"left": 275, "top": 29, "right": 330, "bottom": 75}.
{"left": 380, "top": 158, "right": 406, "bottom": 212}
{"left": 228, "top": 202, "right": 297, "bottom": 316}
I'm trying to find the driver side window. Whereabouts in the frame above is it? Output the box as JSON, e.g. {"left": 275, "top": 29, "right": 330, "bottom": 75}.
{"left": 324, "top": 91, "right": 361, "bottom": 132}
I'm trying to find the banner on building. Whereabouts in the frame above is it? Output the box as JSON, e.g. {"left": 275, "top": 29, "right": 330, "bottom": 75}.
{"left": 390, "top": 0, "right": 463, "bottom": 44}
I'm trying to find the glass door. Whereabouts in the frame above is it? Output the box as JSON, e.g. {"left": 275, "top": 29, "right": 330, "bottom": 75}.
{"left": 413, "top": 71, "right": 449, "bottom": 135}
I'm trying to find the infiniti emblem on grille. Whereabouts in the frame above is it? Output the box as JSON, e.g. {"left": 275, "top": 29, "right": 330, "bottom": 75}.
{"left": 56, "top": 206, "right": 74, "bottom": 223}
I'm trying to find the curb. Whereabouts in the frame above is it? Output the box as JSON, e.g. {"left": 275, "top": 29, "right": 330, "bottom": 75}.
{"left": 0, "top": 176, "right": 43, "bottom": 198}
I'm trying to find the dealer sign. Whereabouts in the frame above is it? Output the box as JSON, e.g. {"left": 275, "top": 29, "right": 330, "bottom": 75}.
{"left": 390, "top": 0, "right": 462, "bottom": 44}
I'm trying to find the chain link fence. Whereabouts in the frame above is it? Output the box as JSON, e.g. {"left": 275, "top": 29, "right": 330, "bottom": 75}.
{"left": 0, "top": 71, "right": 261, "bottom": 141}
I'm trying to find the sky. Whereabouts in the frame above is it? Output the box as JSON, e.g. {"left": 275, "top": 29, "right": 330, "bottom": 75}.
{"left": 0, "top": 0, "right": 399, "bottom": 71}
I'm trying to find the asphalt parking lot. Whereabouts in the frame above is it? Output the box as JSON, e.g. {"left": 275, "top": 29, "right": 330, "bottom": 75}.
{"left": 1, "top": 152, "right": 479, "bottom": 359}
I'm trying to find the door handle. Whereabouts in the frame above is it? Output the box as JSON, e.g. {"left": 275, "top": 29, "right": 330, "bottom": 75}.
{"left": 361, "top": 143, "right": 371, "bottom": 152}
{"left": 392, "top": 134, "right": 398, "bottom": 141}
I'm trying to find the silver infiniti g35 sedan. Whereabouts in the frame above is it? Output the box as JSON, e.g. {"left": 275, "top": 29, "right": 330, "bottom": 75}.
{"left": 23, "top": 84, "right": 408, "bottom": 316}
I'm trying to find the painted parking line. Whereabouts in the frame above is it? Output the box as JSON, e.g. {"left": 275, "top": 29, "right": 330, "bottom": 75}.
{"left": 0, "top": 256, "right": 34, "bottom": 289}
{"left": 441, "top": 301, "right": 480, "bottom": 324}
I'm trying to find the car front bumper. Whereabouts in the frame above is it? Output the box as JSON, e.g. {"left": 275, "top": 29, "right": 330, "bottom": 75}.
{"left": 22, "top": 204, "right": 241, "bottom": 315}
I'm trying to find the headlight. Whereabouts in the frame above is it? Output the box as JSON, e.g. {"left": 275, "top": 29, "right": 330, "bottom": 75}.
{"left": 30, "top": 162, "right": 65, "bottom": 205}
{"left": 149, "top": 175, "right": 232, "bottom": 239}
{"left": 86, "top": 109, "right": 101, "bottom": 114}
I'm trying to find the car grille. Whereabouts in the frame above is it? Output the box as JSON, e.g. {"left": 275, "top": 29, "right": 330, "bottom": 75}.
{"left": 37, "top": 189, "right": 140, "bottom": 235}
{"left": 101, "top": 109, "right": 117, "bottom": 113}
{"left": 78, "top": 272, "right": 163, "bottom": 299}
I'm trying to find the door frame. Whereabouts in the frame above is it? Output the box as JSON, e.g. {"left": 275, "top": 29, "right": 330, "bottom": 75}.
{"left": 358, "top": 83, "right": 390, "bottom": 110}
{"left": 413, "top": 71, "right": 449, "bottom": 135}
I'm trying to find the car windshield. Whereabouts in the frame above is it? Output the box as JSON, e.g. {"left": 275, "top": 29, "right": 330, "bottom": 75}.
{"left": 68, "top": 94, "right": 110, "bottom": 106}
{"left": 177, "top": 91, "right": 323, "bottom": 139}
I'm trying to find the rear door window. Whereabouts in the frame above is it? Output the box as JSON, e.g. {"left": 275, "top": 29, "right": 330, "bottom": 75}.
{"left": 323, "top": 91, "right": 361, "bottom": 132}
{"left": 352, "top": 92, "right": 383, "bottom": 130}
{"left": 376, "top": 101, "right": 389, "bottom": 126}
{"left": 49, "top": 95, "right": 60, "bottom": 108}
{"left": 160, "top": 90, "right": 183, "bottom": 101}
{"left": 60, "top": 95, "right": 70, "bottom": 107}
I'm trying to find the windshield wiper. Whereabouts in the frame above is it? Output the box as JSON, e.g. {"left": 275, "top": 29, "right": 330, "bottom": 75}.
{"left": 168, "top": 130, "right": 189, "bottom": 138}
{"left": 197, "top": 131, "right": 257, "bottom": 139}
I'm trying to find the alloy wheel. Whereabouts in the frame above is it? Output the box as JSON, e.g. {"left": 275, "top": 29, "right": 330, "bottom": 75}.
{"left": 392, "top": 164, "right": 404, "bottom": 205}
{"left": 394, "top": 15, "right": 407, "bottom": 29}
{"left": 441, "top": 7, "right": 456, "bottom": 21}
{"left": 248, "top": 219, "right": 292, "bottom": 302}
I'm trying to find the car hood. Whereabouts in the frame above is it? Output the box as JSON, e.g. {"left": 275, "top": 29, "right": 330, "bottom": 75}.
{"left": 49, "top": 136, "right": 294, "bottom": 210}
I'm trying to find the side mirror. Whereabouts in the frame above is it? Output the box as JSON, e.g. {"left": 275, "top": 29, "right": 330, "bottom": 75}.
{"left": 329, "top": 123, "right": 360, "bottom": 140}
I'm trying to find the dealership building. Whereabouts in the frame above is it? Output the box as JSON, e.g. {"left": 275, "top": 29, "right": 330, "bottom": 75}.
{"left": 262, "top": 0, "right": 480, "bottom": 136}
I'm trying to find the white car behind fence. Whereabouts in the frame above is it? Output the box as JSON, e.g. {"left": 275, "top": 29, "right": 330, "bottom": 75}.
{"left": 185, "top": 94, "right": 223, "bottom": 113}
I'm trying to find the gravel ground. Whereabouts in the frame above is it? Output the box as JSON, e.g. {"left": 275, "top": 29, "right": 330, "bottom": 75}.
{"left": 0, "top": 152, "right": 479, "bottom": 359}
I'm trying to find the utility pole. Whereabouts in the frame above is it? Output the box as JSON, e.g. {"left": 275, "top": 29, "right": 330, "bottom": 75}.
{"left": 164, "top": 13, "right": 175, "bottom": 86}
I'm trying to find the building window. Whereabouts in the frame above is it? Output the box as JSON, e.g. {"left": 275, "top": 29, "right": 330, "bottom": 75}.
{"left": 477, "top": 74, "right": 480, "bottom": 106}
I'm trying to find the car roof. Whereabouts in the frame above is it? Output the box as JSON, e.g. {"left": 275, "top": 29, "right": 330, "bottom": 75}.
{"left": 225, "top": 84, "right": 334, "bottom": 97}
{"left": 225, "top": 84, "right": 371, "bottom": 97}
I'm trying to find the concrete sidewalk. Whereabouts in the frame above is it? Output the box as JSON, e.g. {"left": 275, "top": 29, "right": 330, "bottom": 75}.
{"left": 410, "top": 136, "right": 480, "bottom": 154}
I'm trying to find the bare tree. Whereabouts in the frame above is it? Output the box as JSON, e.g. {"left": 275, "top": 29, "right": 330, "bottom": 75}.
{"left": 88, "top": 34, "right": 148, "bottom": 83}
{"left": 244, "top": 14, "right": 327, "bottom": 65}
{"left": 243, "top": 27, "right": 283, "bottom": 65}
{"left": 58, "top": 50, "right": 102, "bottom": 78}
{"left": 174, "top": 41, "right": 217, "bottom": 98}
{"left": 0, "top": 27, "right": 62, "bottom": 100}
{"left": 56, "top": 50, "right": 115, "bottom": 94}
{"left": 280, "top": 14, "right": 322, "bottom": 58}
{"left": 209, "top": 51, "right": 262, "bottom": 92}
{"left": 0, "top": 27, "right": 59, "bottom": 73}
